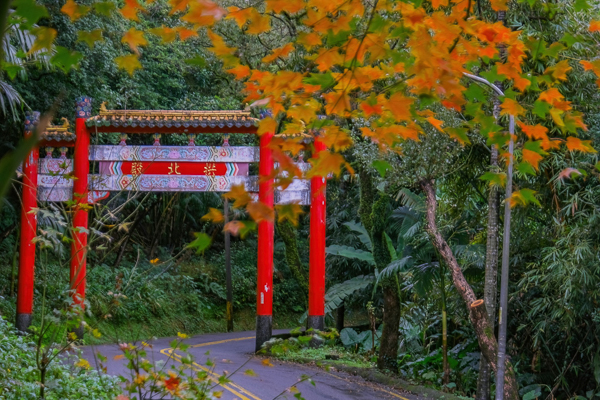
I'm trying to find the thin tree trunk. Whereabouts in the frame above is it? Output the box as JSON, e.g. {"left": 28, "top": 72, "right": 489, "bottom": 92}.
{"left": 440, "top": 266, "right": 449, "bottom": 385}
{"left": 477, "top": 4, "right": 505, "bottom": 389}
{"left": 420, "top": 178, "right": 519, "bottom": 399}
{"left": 378, "top": 283, "right": 400, "bottom": 370}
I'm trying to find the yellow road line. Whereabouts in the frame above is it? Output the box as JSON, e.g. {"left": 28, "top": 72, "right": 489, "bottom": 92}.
{"left": 160, "top": 336, "right": 261, "bottom": 400}
{"left": 190, "top": 336, "right": 255, "bottom": 348}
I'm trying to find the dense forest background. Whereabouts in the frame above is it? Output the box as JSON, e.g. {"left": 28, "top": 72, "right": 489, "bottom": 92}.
{"left": 0, "top": 0, "right": 600, "bottom": 397}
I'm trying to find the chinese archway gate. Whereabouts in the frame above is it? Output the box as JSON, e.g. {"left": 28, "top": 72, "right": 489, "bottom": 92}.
{"left": 17, "top": 97, "right": 327, "bottom": 351}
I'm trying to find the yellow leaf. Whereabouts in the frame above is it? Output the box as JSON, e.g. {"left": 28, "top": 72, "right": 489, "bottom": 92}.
{"left": 201, "top": 207, "right": 224, "bottom": 223}
{"left": 61, "top": 0, "right": 90, "bottom": 21}
{"left": 177, "top": 332, "right": 189, "bottom": 339}
{"left": 121, "top": 28, "right": 147, "bottom": 54}
{"left": 262, "top": 358, "right": 274, "bottom": 367}
{"left": 223, "top": 184, "right": 253, "bottom": 208}
{"left": 150, "top": 258, "right": 159, "bottom": 264}
{"left": 207, "top": 30, "right": 236, "bottom": 56}
{"left": 115, "top": 54, "right": 142, "bottom": 76}
{"left": 29, "top": 27, "right": 57, "bottom": 54}
{"left": 258, "top": 117, "right": 277, "bottom": 135}
{"left": 544, "top": 59, "right": 572, "bottom": 81}
{"left": 75, "top": 358, "right": 90, "bottom": 369}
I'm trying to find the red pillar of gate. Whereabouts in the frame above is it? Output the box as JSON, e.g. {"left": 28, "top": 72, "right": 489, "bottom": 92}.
{"left": 308, "top": 137, "right": 327, "bottom": 331}
{"left": 70, "top": 97, "right": 91, "bottom": 337}
{"left": 16, "top": 112, "right": 40, "bottom": 332}
{"left": 255, "top": 130, "right": 274, "bottom": 352}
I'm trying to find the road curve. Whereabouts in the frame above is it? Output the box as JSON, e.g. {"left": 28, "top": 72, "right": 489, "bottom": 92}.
{"left": 83, "top": 330, "right": 421, "bottom": 400}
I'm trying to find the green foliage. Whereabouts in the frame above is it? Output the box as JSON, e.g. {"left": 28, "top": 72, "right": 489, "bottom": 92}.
{"left": 0, "top": 318, "right": 120, "bottom": 399}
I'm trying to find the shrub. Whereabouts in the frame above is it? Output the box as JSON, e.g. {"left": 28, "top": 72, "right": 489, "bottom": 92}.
{"left": 0, "top": 318, "right": 120, "bottom": 400}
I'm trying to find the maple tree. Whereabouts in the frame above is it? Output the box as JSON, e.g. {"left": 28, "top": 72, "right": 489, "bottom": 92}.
{"left": 7, "top": 0, "right": 600, "bottom": 395}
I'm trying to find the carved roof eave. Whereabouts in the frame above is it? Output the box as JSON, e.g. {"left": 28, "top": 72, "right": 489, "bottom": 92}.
{"left": 40, "top": 124, "right": 76, "bottom": 143}
{"left": 85, "top": 109, "right": 259, "bottom": 130}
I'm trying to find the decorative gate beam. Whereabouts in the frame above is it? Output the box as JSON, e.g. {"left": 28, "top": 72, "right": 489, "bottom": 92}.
{"left": 16, "top": 112, "right": 40, "bottom": 332}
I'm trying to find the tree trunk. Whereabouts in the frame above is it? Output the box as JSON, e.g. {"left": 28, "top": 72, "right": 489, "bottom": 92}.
{"left": 440, "top": 267, "right": 450, "bottom": 385}
{"left": 477, "top": 142, "right": 500, "bottom": 399}
{"left": 420, "top": 178, "right": 519, "bottom": 400}
{"left": 378, "top": 283, "right": 400, "bottom": 370}
{"left": 478, "top": 6, "right": 505, "bottom": 388}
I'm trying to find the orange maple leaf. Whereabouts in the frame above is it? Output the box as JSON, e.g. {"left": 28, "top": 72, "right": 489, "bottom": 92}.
{"left": 500, "top": 98, "right": 525, "bottom": 117}
{"left": 246, "top": 12, "right": 271, "bottom": 35}
{"left": 246, "top": 201, "right": 274, "bottom": 223}
{"left": 431, "top": 0, "right": 449, "bottom": 9}
{"left": 61, "top": 0, "right": 90, "bottom": 21}
{"left": 426, "top": 117, "right": 444, "bottom": 132}
{"left": 319, "top": 126, "right": 353, "bottom": 151}
{"left": 323, "top": 91, "right": 351, "bottom": 116}
{"left": 266, "top": 0, "right": 304, "bottom": 13}
{"left": 522, "top": 149, "right": 543, "bottom": 171}
{"left": 385, "top": 93, "right": 413, "bottom": 122}
{"left": 360, "top": 101, "right": 383, "bottom": 117}
{"left": 181, "top": 1, "right": 226, "bottom": 26}
{"left": 120, "top": 0, "right": 144, "bottom": 21}
{"left": 307, "top": 151, "right": 352, "bottom": 178}
{"left": 538, "top": 88, "right": 564, "bottom": 105}
{"left": 176, "top": 27, "right": 198, "bottom": 41}
{"left": 590, "top": 20, "right": 600, "bottom": 32}
{"left": 207, "top": 30, "right": 236, "bottom": 56}
{"left": 490, "top": 0, "right": 508, "bottom": 11}
{"left": 121, "top": 28, "right": 148, "bottom": 54}
{"left": 296, "top": 32, "right": 321, "bottom": 49}
{"left": 314, "top": 47, "right": 343, "bottom": 72}
{"left": 565, "top": 137, "right": 596, "bottom": 153}
{"left": 262, "top": 43, "right": 294, "bottom": 63}
{"left": 228, "top": 64, "right": 250, "bottom": 79}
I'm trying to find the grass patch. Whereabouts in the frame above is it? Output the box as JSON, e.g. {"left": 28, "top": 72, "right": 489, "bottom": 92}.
{"left": 275, "top": 344, "right": 375, "bottom": 369}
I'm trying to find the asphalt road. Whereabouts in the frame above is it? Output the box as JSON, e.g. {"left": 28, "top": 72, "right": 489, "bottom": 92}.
{"left": 83, "top": 330, "right": 421, "bottom": 400}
